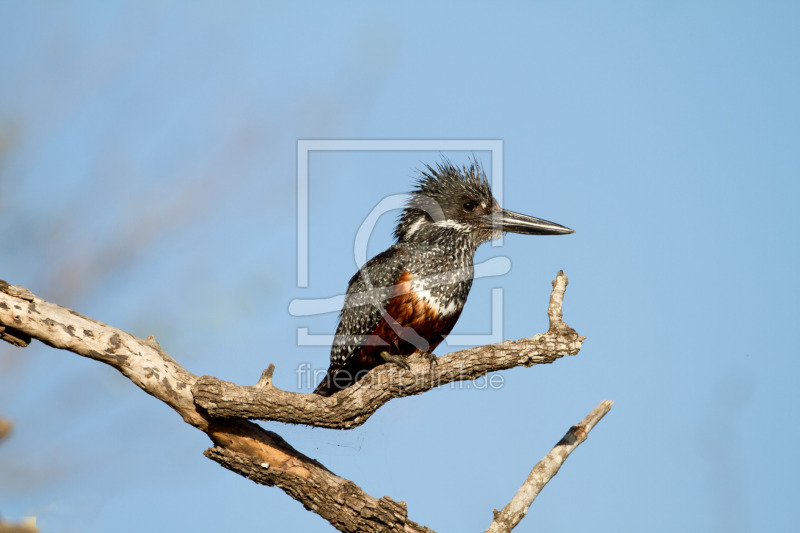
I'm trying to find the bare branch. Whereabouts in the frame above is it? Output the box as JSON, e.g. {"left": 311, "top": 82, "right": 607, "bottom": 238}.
{"left": 0, "top": 278, "right": 431, "bottom": 532}
{"left": 204, "top": 442, "right": 434, "bottom": 533}
{"left": 0, "top": 271, "right": 598, "bottom": 533}
{"left": 0, "top": 280, "right": 204, "bottom": 427}
{"left": 0, "top": 281, "right": 32, "bottom": 347}
{"left": 547, "top": 269, "right": 569, "bottom": 329}
{"left": 193, "top": 270, "right": 584, "bottom": 428}
{"left": 485, "top": 400, "right": 614, "bottom": 533}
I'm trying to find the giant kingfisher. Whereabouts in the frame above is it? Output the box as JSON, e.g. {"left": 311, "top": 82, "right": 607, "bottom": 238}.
{"left": 314, "top": 159, "right": 573, "bottom": 396}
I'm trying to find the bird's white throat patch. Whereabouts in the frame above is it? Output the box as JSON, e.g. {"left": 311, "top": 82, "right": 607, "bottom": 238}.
{"left": 411, "top": 286, "right": 460, "bottom": 316}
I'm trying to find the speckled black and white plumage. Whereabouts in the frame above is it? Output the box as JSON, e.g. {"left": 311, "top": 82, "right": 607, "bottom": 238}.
{"left": 313, "top": 159, "right": 573, "bottom": 396}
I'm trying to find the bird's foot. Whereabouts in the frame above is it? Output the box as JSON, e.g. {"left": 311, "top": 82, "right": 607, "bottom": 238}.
{"left": 379, "top": 351, "right": 411, "bottom": 370}
{"left": 419, "top": 351, "right": 438, "bottom": 368}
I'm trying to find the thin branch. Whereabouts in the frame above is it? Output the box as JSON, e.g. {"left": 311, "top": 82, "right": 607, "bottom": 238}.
{"left": 485, "top": 400, "right": 614, "bottom": 533}
{"left": 193, "top": 270, "right": 584, "bottom": 429}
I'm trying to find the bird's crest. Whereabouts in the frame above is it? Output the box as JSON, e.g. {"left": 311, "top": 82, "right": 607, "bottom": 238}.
{"left": 394, "top": 158, "right": 495, "bottom": 243}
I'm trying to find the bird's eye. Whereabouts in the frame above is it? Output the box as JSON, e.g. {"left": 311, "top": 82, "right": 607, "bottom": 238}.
{"left": 463, "top": 201, "right": 478, "bottom": 212}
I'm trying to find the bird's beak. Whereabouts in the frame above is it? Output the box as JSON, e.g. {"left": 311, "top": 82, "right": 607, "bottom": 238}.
{"left": 487, "top": 209, "right": 574, "bottom": 235}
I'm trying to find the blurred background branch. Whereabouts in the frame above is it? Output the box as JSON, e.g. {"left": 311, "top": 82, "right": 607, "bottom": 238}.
{"left": 0, "top": 417, "right": 39, "bottom": 533}
{"left": 0, "top": 417, "right": 12, "bottom": 444}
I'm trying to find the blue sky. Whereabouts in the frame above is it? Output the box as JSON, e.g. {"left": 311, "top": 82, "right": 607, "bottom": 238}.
{"left": 1, "top": 2, "right": 798, "bottom": 532}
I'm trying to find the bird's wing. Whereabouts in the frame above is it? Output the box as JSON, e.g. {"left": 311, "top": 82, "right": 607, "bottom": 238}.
{"left": 328, "top": 245, "right": 411, "bottom": 371}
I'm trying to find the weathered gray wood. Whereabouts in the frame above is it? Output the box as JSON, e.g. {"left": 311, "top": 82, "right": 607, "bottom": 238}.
{"left": 485, "top": 400, "right": 614, "bottom": 533}
{"left": 0, "top": 271, "right": 600, "bottom": 533}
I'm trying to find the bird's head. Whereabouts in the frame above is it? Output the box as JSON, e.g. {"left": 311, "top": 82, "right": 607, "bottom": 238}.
{"left": 394, "top": 159, "right": 574, "bottom": 245}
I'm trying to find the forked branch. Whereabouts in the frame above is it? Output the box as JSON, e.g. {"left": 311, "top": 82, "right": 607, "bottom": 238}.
{"left": 0, "top": 271, "right": 603, "bottom": 533}
{"left": 193, "top": 270, "right": 584, "bottom": 428}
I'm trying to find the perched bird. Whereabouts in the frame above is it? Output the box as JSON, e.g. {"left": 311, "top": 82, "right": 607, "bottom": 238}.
{"left": 313, "top": 159, "right": 573, "bottom": 396}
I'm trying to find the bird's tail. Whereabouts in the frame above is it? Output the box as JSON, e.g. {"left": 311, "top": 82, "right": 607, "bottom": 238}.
{"left": 313, "top": 365, "right": 359, "bottom": 396}
{"left": 313, "top": 367, "right": 340, "bottom": 396}
{"left": 313, "top": 370, "right": 336, "bottom": 396}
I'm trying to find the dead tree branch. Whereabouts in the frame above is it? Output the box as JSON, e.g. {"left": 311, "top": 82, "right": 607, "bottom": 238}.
{"left": 485, "top": 400, "right": 614, "bottom": 533}
{"left": 0, "top": 271, "right": 600, "bottom": 532}
{"left": 193, "top": 270, "right": 584, "bottom": 428}
{"left": 0, "top": 416, "right": 40, "bottom": 533}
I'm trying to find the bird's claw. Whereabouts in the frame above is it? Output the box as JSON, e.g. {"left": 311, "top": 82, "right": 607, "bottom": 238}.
{"left": 379, "top": 351, "right": 411, "bottom": 370}
{"left": 420, "top": 351, "right": 438, "bottom": 368}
